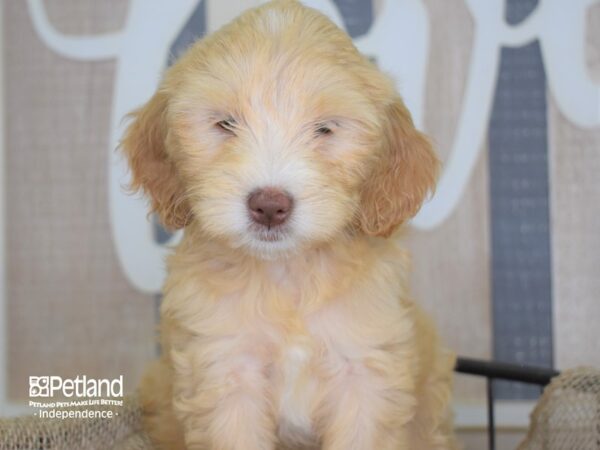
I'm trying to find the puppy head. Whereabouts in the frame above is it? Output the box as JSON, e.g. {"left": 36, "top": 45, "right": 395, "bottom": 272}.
{"left": 121, "top": 0, "right": 438, "bottom": 258}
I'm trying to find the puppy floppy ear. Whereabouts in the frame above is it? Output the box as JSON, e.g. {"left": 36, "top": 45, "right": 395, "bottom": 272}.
{"left": 121, "top": 91, "right": 190, "bottom": 230}
{"left": 358, "top": 98, "right": 439, "bottom": 237}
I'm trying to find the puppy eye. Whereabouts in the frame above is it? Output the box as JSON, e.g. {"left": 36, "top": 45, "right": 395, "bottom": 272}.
{"left": 216, "top": 118, "right": 237, "bottom": 134}
{"left": 315, "top": 124, "right": 332, "bottom": 136}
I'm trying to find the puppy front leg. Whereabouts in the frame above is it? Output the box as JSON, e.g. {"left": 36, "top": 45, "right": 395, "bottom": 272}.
{"left": 318, "top": 364, "right": 416, "bottom": 450}
{"left": 171, "top": 345, "right": 277, "bottom": 450}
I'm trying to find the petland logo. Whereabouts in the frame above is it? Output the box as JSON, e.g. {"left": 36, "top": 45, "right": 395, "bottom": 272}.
{"left": 28, "top": 376, "right": 124, "bottom": 419}
{"left": 29, "top": 375, "right": 123, "bottom": 398}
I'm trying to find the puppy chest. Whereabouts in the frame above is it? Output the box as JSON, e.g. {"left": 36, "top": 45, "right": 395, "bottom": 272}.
{"left": 276, "top": 340, "right": 318, "bottom": 443}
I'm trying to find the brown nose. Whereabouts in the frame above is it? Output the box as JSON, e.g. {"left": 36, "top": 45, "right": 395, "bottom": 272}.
{"left": 248, "top": 188, "right": 293, "bottom": 228}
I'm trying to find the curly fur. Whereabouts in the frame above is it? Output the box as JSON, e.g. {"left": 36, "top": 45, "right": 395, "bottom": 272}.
{"left": 121, "top": 1, "right": 456, "bottom": 449}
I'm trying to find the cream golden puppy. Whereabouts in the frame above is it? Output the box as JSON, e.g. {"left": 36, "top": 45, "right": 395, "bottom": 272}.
{"left": 122, "top": 1, "right": 456, "bottom": 449}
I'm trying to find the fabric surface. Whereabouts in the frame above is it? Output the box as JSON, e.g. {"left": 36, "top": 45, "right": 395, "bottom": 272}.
{"left": 2, "top": 367, "right": 600, "bottom": 450}
{"left": 0, "top": 396, "right": 154, "bottom": 450}
{"left": 519, "top": 366, "right": 600, "bottom": 449}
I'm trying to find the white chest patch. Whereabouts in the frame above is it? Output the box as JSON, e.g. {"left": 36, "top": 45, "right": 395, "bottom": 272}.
{"left": 277, "top": 341, "right": 317, "bottom": 446}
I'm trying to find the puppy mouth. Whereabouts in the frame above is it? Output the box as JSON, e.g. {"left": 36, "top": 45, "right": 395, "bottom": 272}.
{"left": 248, "top": 223, "right": 290, "bottom": 242}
